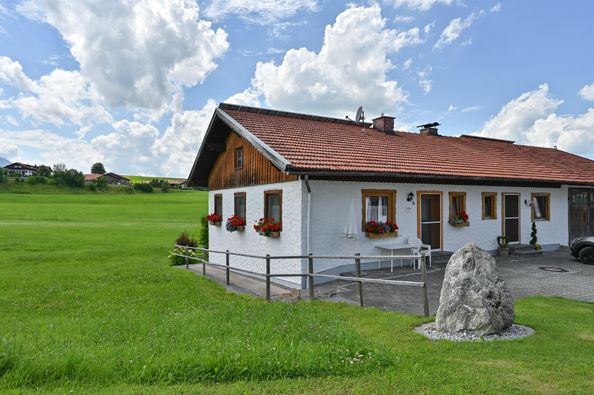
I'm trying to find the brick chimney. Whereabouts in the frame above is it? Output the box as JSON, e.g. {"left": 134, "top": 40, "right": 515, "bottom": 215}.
{"left": 417, "top": 122, "right": 440, "bottom": 136}
{"left": 373, "top": 114, "right": 395, "bottom": 134}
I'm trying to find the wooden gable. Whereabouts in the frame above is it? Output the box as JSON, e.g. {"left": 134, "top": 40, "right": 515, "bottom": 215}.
{"left": 208, "top": 131, "right": 297, "bottom": 190}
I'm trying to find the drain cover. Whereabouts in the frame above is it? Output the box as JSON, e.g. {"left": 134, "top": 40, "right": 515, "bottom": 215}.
{"left": 538, "top": 266, "right": 568, "bottom": 273}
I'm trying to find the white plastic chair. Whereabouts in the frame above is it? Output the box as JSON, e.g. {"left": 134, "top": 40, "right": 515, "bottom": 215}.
{"left": 409, "top": 236, "right": 432, "bottom": 269}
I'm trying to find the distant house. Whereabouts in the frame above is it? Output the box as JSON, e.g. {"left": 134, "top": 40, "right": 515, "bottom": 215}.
{"left": 4, "top": 162, "right": 39, "bottom": 177}
{"left": 84, "top": 172, "right": 131, "bottom": 186}
{"left": 167, "top": 179, "right": 187, "bottom": 188}
{"left": 188, "top": 103, "right": 594, "bottom": 289}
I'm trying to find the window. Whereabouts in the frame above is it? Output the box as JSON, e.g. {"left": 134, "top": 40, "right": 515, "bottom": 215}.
{"left": 214, "top": 194, "right": 223, "bottom": 217}
{"left": 361, "top": 189, "right": 396, "bottom": 229}
{"left": 234, "top": 147, "right": 243, "bottom": 169}
{"left": 264, "top": 190, "right": 282, "bottom": 225}
{"left": 234, "top": 192, "right": 246, "bottom": 219}
{"left": 531, "top": 192, "right": 550, "bottom": 221}
{"left": 482, "top": 192, "right": 497, "bottom": 220}
{"left": 448, "top": 192, "right": 466, "bottom": 219}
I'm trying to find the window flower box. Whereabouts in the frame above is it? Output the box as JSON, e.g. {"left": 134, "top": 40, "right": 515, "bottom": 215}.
{"left": 254, "top": 217, "right": 281, "bottom": 238}
{"left": 448, "top": 211, "right": 469, "bottom": 227}
{"left": 365, "top": 220, "right": 398, "bottom": 239}
{"left": 366, "top": 231, "right": 398, "bottom": 239}
{"left": 226, "top": 215, "right": 246, "bottom": 232}
{"left": 206, "top": 213, "right": 222, "bottom": 226}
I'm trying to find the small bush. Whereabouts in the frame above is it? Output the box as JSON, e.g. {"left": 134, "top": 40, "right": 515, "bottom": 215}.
{"left": 169, "top": 231, "right": 198, "bottom": 265}
{"left": 88, "top": 183, "right": 97, "bottom": 191}
{"left": 133, "top": 183, "right": 153, "bottom": 193}
{"left": 26, "top": 176, "right": 47, "bottom": 185}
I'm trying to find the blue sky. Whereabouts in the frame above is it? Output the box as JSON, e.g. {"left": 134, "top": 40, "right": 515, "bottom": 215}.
{"left": 1, "top": 0, "right": 593, "bottom": 176}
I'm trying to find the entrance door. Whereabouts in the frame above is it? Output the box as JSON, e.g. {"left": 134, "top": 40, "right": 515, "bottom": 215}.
{"left": 502, "top": 193, "right": 520, "bottom": 244}
{"left": 419, "top": 193, "right": 442, "bottom": 250}
{"left": 569, "top": 189, "right": 594, "bottom": 242}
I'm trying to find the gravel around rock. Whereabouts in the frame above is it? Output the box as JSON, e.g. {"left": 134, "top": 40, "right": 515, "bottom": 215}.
{"left": 416, "top": 322, "right": 535, "bottom": 342}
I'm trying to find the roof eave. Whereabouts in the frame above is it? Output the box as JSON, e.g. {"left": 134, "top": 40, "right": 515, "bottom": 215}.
{"left": 286, "top": 168, "right": 594, "bottom": 187}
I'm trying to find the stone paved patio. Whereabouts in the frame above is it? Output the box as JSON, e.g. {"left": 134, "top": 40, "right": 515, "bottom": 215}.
{"left": 314, "top": 249, "right": 594, "bottom": 315}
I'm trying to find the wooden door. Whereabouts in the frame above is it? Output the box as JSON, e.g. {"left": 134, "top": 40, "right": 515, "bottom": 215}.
{"left": 502, "top": 193, "right": 520, "bottom": 244}
{"left": 419, "top": 193, "right": 442, "bottom": 250}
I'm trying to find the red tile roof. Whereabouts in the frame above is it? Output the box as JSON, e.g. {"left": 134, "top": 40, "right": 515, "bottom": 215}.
{"left": 84, "top": 173, "right": 102, "bottom": 181}
{"left": 220, "top": 104, "right": 594, "bottom": 185}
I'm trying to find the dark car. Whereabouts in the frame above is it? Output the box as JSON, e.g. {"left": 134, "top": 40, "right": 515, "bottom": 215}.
{"left": 569, "top": 237, "right": 594, "bottom": 264}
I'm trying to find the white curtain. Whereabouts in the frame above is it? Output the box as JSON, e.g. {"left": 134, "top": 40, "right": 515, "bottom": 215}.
{"left": 366, "top": 196, "right": 388, "bottom": 222}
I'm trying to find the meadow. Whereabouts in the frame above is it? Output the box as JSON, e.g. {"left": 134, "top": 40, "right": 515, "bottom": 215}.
{"left": 0, "top": 191, "right": 592, "bottom": 394}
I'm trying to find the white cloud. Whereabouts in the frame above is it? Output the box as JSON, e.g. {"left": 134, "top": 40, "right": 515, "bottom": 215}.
{"left": 417, "top": 65, "right": 432, "bottom": 94}
{"left": 394, "top": 15, "right": 415, "bottom": 24}
{"left": 153, "top": 100, "right": 218, "bottom": 176}
{"left": 579, "top": 83, "right": 594, "bottom": 101}
{"left": 205, "top": 0, "right": 317, "bottom": 25}
{"left": 0, "top": 56, "right": 35, "bottom": 91}
{"left": 461, "top": 105, "right": 482, "bottom": 112}
{"left": 435, "top": 13, "right": 477, "bottom": 48}
{"left": 387, "top": 0, "right": 454, "bottom": 11}
{"left": 476, "top": 84, "right": 594, "bottom": 157}
{"left": 225, "top": 89, "right": 262, "bottom": 107}
{"left": 403, "top": 58, "right": 413, "bottom": 70}
{"left": 491, "top": 2, "right": 502, "bottom": 13}
{"left": 0, "top": 137, "right": 19, "bottom": 160}
{"left": 18, "top": 0, "right": 229, "bottom": 116}
{"left": 11, "top": 68, "right": 111, "bottom": 127}
{"left": 447, "top": 104, "right": 457, "bottom": 112}
{"left": 250, "top": 5, "right": 422, "bottom": 116}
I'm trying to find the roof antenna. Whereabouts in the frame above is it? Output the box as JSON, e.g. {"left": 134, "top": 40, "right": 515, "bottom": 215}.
{"left": 355, "top": 106, "right": 365, "bottom": 126}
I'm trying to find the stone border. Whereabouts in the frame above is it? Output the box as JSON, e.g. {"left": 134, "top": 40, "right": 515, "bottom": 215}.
{"left": 415, "top": 322, "right": 535, "bottom": 342}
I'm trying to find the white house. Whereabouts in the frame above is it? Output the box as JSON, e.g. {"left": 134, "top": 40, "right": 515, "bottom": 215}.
{"left": 188, "top": 103, "right": 594, "bottom": 289}
{"left": 4, "top": 162, "right": 39, "bottom": 177}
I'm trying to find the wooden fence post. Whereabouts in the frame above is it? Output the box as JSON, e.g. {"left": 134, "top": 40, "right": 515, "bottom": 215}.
{"left": 225, "top": 249, "right": 230, "bottom": 285}
{"left": 355, "top": 253, "right": 363, "bottom": 307}
{"left": 308, "top": 253, "right": 314, "bottom": 300}
{"left": 420, "top": 253, "right": 430, "bottom": 317}
{"left": 265, "top": 254, "right": 271, "bottom": 302}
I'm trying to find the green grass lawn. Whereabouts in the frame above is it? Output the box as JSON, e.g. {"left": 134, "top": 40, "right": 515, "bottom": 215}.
{"left": 0, "top": 192, "right": 592, "bottom": 394}
{"left": 123, "top": 175, "right": 184, "bottom": 184}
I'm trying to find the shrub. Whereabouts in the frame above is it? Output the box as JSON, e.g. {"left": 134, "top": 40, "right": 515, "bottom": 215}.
{"left": 199, "top": 216, "right": 209, "bottom": 249}
{"left": 95, "top": 177, "right": 108, "bottom": 189}
{"left": 35, "top": 165, "right": 52, "bottom": 177}
{"left": 53, "top": 168, "right": 85, "bottom": 187}
{"left": 530, "top": 221, "right": 538, "bottom": 246}
{"left": 133, "top": 183, "right": 153, "bottom": 193}
{"left": 26, "top": 176, "right": 47, "bottom": 185}
{"left": 161, "top": 182, "right": 170, "bottom": 193}
{"left": 175, "top": 231, "right": 197, "bottom": 248}
{"left": 169, "top": 231, "right": 198, "bottom": 266}
{"left": 0, "top": 168, "right": 9, "bottom": 184}
{"left": 88, "top": 183, "right": 97, "bottom": 191}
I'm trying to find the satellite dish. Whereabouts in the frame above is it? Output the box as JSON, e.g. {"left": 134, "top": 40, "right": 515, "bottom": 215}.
{"left": 355, "top": 106, "right": 364, "bottom": 124}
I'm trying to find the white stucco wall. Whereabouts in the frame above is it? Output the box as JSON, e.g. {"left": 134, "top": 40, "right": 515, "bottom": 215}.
{"left": 307, "top": 180, "right": 569, "bottom": 273}
{"left": 208, "top": 179, "right": 571, "bottom": 288}
{"left": 208, "top": 180, "right": 305, "bottom": 287}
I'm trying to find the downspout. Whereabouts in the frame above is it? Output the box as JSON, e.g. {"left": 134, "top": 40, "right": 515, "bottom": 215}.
{"left": 303, "top": 175, "right": 312, "bottom": 289}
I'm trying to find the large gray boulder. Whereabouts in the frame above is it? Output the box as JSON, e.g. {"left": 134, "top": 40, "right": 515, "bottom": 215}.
{"left": 435, "top": 243, "right": 514, "bottom": 335}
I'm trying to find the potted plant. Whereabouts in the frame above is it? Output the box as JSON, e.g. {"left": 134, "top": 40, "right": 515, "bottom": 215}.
{"left": 448, "top": 211, "right": 469, "bottom": 227}
{"left": 497, "top": 235, "right": 509, "bottom": 256}
{"left": 254, "top": 217, "right": 281, "bottom": 238}
{"left": 365, "top": 220, "right": 398, "bottom": 239}
{"left": 206, "top": 213, "right": 222, "bottom": 226}
{"left": 226, "top": 214, "right": 246, "bottom": 232}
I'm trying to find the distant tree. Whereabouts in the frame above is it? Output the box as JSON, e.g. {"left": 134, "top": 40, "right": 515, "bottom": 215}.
{"left": 53, "top": 167, "right": 85, "bottom": 187}
{"left": 0, "top": 168, "right": 7, "bottom": 184}
{"left": 53, "top": 163, "right": 66, "bottom": 173}
{"left": 35, "top": 165, "right": 52, "bottom": 177}
{"left": 95, "top": 176, "right": 108, "bottom": 189}
{"left": 91, "top": 162, "right": 106, "bottom": 174}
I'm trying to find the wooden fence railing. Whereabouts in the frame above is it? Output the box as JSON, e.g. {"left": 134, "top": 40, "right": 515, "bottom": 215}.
{"left": 173, "top": 245, "right": 431, "bottom": 316}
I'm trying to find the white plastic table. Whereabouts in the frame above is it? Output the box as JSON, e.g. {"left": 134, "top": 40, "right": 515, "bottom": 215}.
{"left": 375, "top": 241, "right": 420, "bottom": 271}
